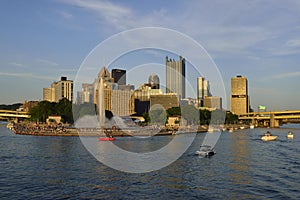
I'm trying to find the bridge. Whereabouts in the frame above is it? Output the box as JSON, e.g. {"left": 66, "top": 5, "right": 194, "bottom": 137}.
{"left": 238, "top": 110, "right": 300, "bottom": 128}
{"left": 0, "top": 109, "right": 31, "bottom": 122}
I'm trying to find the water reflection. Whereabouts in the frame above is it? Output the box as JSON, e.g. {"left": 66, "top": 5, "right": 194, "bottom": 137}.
{"left": 229, "top": 130, "right": 253, "bottom": 198}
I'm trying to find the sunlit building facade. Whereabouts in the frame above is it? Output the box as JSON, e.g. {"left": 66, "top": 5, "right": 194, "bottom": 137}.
{"left": 166, "top": 56, "right": 186, "bottom": 99}
{"left": 43, "top": 76, "right": 73, "bottom": 103}
{"left": 230, "top": 75, "right": 250, "bottom": 115}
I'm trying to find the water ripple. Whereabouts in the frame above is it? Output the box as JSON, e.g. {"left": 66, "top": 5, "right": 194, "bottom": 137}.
{"left": 0, "top": 126, "right": 300, "bottom": 199}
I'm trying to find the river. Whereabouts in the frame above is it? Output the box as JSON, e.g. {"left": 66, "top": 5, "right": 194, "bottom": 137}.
{"left": 0, "top": 122, "right": 299, "bottom": 199}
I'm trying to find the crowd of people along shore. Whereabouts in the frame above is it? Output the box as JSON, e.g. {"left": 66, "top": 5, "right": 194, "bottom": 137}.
{"left": 13, "top": 122, "right": 69, "bottom": 135}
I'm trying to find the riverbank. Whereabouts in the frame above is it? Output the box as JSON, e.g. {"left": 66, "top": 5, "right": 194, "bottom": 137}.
{"left": 9, "top": 121, "right": 251, "bottom": 137}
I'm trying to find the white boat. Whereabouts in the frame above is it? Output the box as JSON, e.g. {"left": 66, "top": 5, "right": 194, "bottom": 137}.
{"left": 240, "top": 126, "right": 245, "bottom": 130}
{"left": 207, "top": 127, "right": 214, "bottom": 133}
{"left": 261, "top": 131, "right": 278, "bottom": 141}
{"left": 250, "top": 125, "right": 255, "bottom": 129}
{"left": 228, "top": 128, "right": 234, "bottom": 133}
{"left": 6, "top": 122, "right": 14, "bottom": 130}
{"left": 287, "top": 131, "right": 294, "bottom": 139}
{"left": 195, "top": 145, "right": 216, "bottom": 157}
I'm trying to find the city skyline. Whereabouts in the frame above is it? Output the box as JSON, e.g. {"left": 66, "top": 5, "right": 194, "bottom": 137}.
{"left": 1, "top": 1, "right": 300, "bottom": 111}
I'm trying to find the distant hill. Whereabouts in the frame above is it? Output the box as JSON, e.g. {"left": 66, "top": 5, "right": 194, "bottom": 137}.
{"left": 0, "top": 103, "right": 22, "bottom": 111}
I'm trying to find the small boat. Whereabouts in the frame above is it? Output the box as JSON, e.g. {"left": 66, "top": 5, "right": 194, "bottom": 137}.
{"left": 261, "top": 131, "right": 277, "bottom": 141}
{"left": 240, "top": 126, "right": 245, "bottom": 130}
{"left": 287, "top": 131, "right": 294, "bottom": 139}
{"left": 195, "top": 145, "right": 216, "bottom": 157}
{"left": 6, "top": 122, "right": 14, "bottom": 130}
{"left": 250, "top": 125, "right": 255, "bottom": 129}
{"left": 228, "top": 128, "right": 234, "bottom": 133}
{"left": 98, "top": 137, "right": 115, "bottom": 141}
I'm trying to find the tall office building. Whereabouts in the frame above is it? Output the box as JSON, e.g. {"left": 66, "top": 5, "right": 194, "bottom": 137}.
{"left": 94, "top": 67, "right": 115, "bottom": 105}
{"left": 94, "top": 67, "right": 134, "bottom": 117}
{"left": 150, "top": 93, "right": 179, "bottom": 110}
{"left": 133, "top": 84, "right": 163, "bottom": 115}
{"left": 197, "top": 77, "right": 211, "bottom": 107}
{"left": 148, "top": 74, "right": 160, "bottom": 89}
{"left": 43, "top": 77, "right": 73, "bottom": 103}
{"left": 112, "top": 69, "right": 126, "bottom": 85}
{"left": 230, "top": 75, "right": 250, "bottom": 115}
{"left": 166, "top": 56, "right": 186, "bottom": 99}
{"left": 204, "top": 96, "right": 222, "bottom": 110}
{"left": 43, "top": 87, "right": 55, "bottom": 102}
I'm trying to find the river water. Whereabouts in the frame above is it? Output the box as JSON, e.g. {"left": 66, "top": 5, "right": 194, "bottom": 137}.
{"left": 0, "top": 122, "right": 299, "bottom": 199}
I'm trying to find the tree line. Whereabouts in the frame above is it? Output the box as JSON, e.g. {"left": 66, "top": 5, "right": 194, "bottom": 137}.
{"left": 28, "top": 99, "right": 238, "bottom": 125}
{"left": 0, "top": 103, "right": 22, "bottom": 110}
{"left": 143, "top": 105, "right": 238, "bottom": 125}
{"left": 29, "top": 98, "right": 73, "bottom": 124}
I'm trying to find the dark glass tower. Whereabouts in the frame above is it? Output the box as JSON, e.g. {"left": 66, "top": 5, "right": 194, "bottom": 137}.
{"left": 112, "top": 69, "right": 126, "bottom": 85}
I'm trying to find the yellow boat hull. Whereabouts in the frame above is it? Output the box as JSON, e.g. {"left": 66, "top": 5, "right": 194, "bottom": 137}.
{"left": 261, "top": 135, "right": 278, "bottom": 141}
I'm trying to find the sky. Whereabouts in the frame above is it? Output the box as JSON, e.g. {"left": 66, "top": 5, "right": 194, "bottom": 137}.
{"left": 1, "top": 0, "right": 300, "bottom": 111}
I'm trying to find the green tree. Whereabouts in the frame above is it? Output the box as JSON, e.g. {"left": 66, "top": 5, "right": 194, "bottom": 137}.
{"left": 225, "top": 111, "right": 238, "bottom": 124}
{"left": 181, "top": 105, "right": 199, "bottom": 125}
{"left": 56, "top": 98, "right": 73, "bottom": 123}
{"left": 0, "top": 103, "right": 22, "bottom": 110}
{"left": 199, "top": 109, "right": 211, "bottom": 125}
{"left": 142, "top": 112, "right": 150, "bottom": 123}
{"left": 29, "top": 101, "right": 56, "bottom": 122}
{"left": 166, "top": 107, "right": 181, "bottom": 117}
{"left": 72, "top": 103, "right": 95, "bottom": 121}
{"left": 149, "top": 108, "right": 167, "bottom": 125}
{"left": 210, "top": 109, "right": 226, "bottom": 125}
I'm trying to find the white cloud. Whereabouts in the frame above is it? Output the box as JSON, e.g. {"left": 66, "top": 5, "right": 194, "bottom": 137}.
{"left": 286, "top": 39, "right": 300, "bottom": 47}
{"left": 0, "top": 72, "right": 56, "bottom": 80}
{"left": 9, "top": 62, "right": 26, "bottom": 68}
{"left": 270, "top": 71, "right": 300, "bottom": 79}
{"left": 36, "top": 58, "right": 59, "bottom": 66}
{"left": 61, "top": 0, "right": 133, "bottom": 29}
{"left": 58, "top": 0, "right": 300, "bottom": 60}
{"left": 58, "top": 10, "right": 73, "bottom": 19}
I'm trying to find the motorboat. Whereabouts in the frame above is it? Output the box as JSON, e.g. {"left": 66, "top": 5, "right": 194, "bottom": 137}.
{"left": 228, "top": 128, "right": 234, "bottom": 133}
{"left": 287, "top": 131, "right": 294, "bottom": 139}
{"left": 98, "top": 137, "right": 115, "bottom": 141}
{"left": 6, "top": 122, "right": 14, "bottom": 130}
{"left": 261, "top": 131, "right": 277, "bottom": 141}
{"left": 250, "top": 125, "right": 255, "bottom": 129}
{"left": 195, "top": 145, "right": 216, "bottom": 157}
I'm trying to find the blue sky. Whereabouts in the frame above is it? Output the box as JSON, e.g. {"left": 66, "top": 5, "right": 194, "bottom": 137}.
{"left": 1, "top": 0, "right": 300, "bottom": 111}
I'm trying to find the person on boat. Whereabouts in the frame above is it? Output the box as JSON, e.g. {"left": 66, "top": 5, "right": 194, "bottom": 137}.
{"left": 266, "top": 131, "right": 271, "bottom": 136}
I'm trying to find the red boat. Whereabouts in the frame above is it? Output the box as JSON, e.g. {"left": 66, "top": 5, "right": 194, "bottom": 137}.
{"left": 98, "top": 137, "right": 115, "bottom": 141}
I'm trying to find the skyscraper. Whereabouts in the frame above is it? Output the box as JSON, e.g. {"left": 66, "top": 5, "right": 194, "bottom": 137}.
{"left": 112, "top": 69, "right": 126, "bottom": 85}
{"left": 166, "top": 56, "right": 186, "bottom": 99}
{"left": 197, "top": 77, "right": 211, "bottom": 107}
{"left": 230, "top": 75, "right": 250, "bottom": 115}
{"left": 94, "top": 67, "right": 134, "bottom": 117}
{"left": 43, "top": 76, "right": 73, "bottom": 103}
{"left": 204, "top": 96, "right": 222, "bottom": 110}
{"left": 148, "top": 74, "right": 160, "bottom": 89}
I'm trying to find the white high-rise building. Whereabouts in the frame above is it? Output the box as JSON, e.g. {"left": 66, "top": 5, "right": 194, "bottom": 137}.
{"left": 43, "top": 77, "right": 73, "bottom": 103}
{"left": 94, "top": 67, "right": 134, "bottom": 117}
